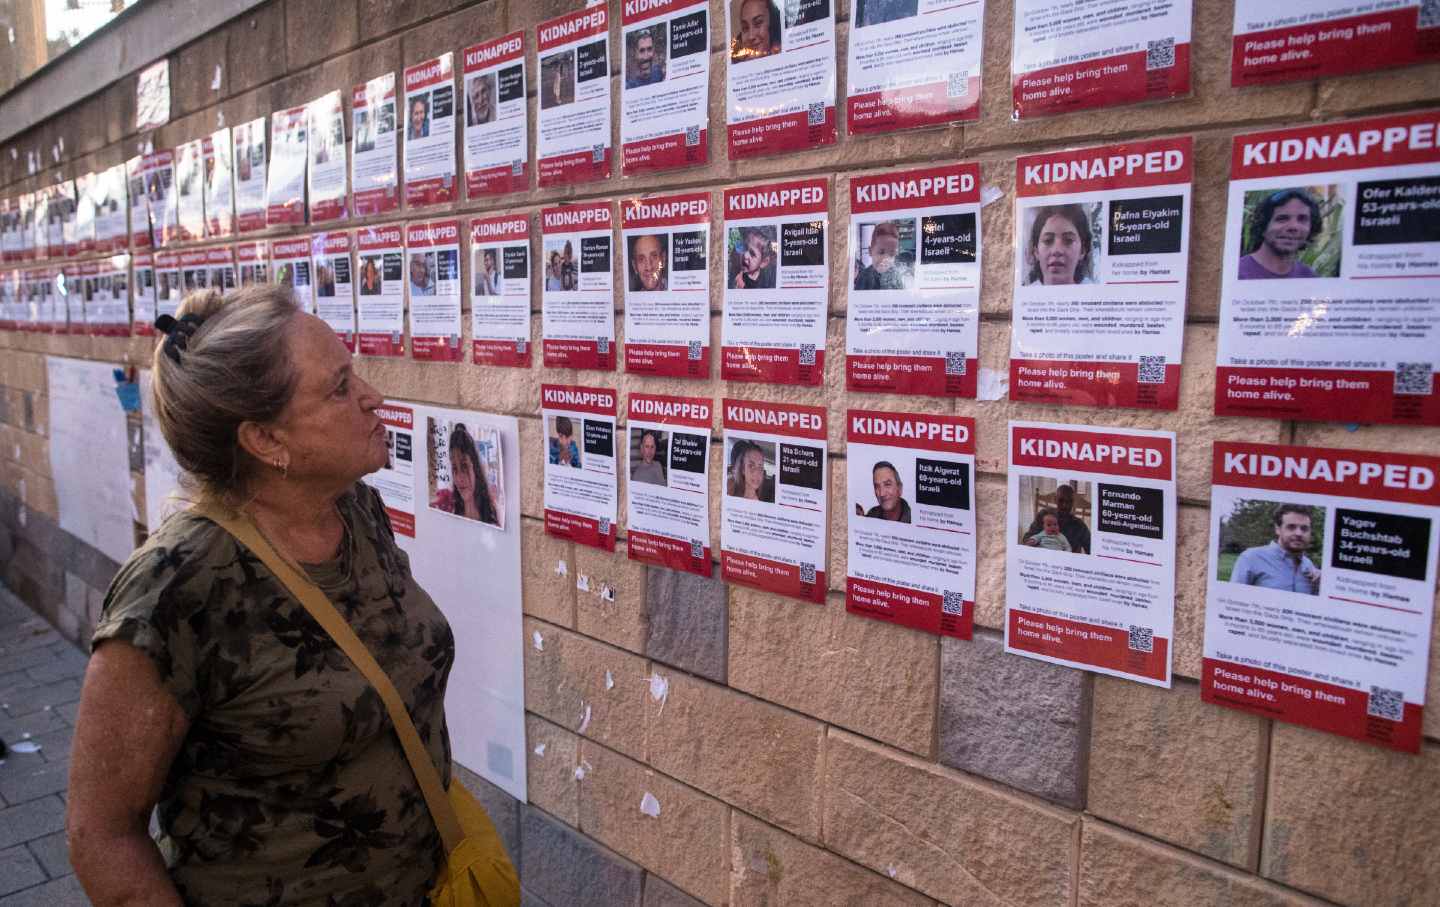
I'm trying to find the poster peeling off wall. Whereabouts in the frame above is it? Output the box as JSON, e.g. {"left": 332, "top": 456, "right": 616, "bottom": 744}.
{"left": 47, "top": 356, "right": 135, "bottom": 564}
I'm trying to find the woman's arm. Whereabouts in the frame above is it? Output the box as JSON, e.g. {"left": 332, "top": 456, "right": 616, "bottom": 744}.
{"left": 67, "top": 640, "right": 190, "bottom": 907}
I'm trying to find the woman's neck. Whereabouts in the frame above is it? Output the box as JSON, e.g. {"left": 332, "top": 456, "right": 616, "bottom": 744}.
{"left": 245, "top": 477, "right": 347, "bottom": 560}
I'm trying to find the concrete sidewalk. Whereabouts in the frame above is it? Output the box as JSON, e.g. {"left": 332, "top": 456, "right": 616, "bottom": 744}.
{"left": 0, "top": 584, "right": 90, "bottom": 905}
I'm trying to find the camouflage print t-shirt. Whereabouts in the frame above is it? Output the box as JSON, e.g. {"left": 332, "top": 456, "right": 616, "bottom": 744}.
{"left": 92, "top": 483, "right": 453, "bottom": 907}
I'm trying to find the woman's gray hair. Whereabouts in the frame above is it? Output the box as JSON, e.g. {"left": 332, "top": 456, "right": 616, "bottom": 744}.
{"left": 150, "top": 285, "right": 301, "bottom": 506}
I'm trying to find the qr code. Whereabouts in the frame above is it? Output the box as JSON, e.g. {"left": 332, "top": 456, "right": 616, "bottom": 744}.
{"left": 515, "top": 340, "right": 527, "bottom": 353}
{"left": 597, "top": 337, "right": 610, "bottom": 354}
{"left": 592, "top": 144, "right": 605, "bottom": 163}
{"left": 687, "top": 339, "right": 702, "bottom": 361}
{"left": 1368, "top": 686, "right": 1405, "bottom": 721}
{"left": 807, "top": 103, "right": 825, "bottom": 127}
{"left": 1395, "top": 362, "right": 1432, "bottom": 395}
{"left": 1146, "top": 37, "right": 1175, "bottom": 70}
{"left": 598, "top": 517, "right": 612, "bottom": 537}
{"left": 510, "top": 159, "right": 524, "bottom": 176}
{"left": 685, "top": 125, "right": 700, "bottom": 147}
{"left": 1138, "top": 355, "right": 1167, "bottom": 384}
{"left": 946, "top": 71, "right": 969, "bottom": 99}
{"left": 798, "top": 343, "right": 816, "bottom": 366}
{"left": 799, "top": 561, "right": 816, "bottom": 584}
{"left": 1421, "top": 0, "right": 1440, "bottom": 28}
{"left": 942, "top": 590, "right": 965, "bottom": 615}
{"left": 945, "top": 351, "right": 968, "bottom": 377}
{"left": 690, "top": 539, "right": 704, "bottom": 559}
{"left": 1128, "top": 625, "right": 1154, "bottom": 653}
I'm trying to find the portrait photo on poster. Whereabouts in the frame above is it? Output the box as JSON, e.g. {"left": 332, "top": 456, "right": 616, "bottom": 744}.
{"left": 729, "top": 0, "right": 784, "bottom": 63}
{"left": 851, "top": 218, "right": 916, "bottom": 291}
{"left": 1237, "top": 185, "right": 1343, "bottom": 280}
{"left": 852, "top": 458, "right": 912, "bottom": 524}
{"left": 1020, "top": 202, "right": 1103, "bottom": 286}
{"left": 427, "top": 416, "right": 506, "bottom": 529}
{"left": 724, "top": 435, "right": 777, "bottom": 503}
{"left": 467, "top": 72, "right": 498, "bottom": 126}
{"left": 542, "top": 238, "right": 579, "bottom": 291}
{"left": 627, "top": 233, "right": 668, "bottom": 292}
{"left": 547, "top": 414, "right": 582, "bottom": 468}
{"left": 625, "top": 24, "right": 669, "bottom": 88}
{"left": 409, "top": 251, "right": 437, "bottom": 296}
{"left": 629, "top": 427, "right": 669, "bottom": 486}
{"left": 1215, "top": 498, "right": 1325, "bottom": 595}
{"left": 540, "top": 49, "right": 577, "bottom": 110}
{"left": 726, "top": 224, "right": 778, "bottom": 289}
{"left": 1017, "top": 475, "right": 1093, "bottom": 554}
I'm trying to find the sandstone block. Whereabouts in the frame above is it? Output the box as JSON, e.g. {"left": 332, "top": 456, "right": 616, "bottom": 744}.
{"left": 971, "top": 472, "right": 1008, "bottom": 630}
{"left": 1316, "top": 64, "right": 1440, "bottom": 115}
{"left": 523, "top": 617, "right": 648, "bottom": 761}
{"left": 1172, "top": 502, "right": 1211, "bottom": 680}
{"left": 226, "top": 6, "right": 288, "bottom": 97}
{"left": 170, "top": 28, "right": 229, "bottom": 119}
{"left": 401, "top": 3, "right": 505, "bottom": 69}
{"left": 286, "top": 0, "right": 361, "bottom": 72}
{"left": 354, "top": 349, "right": 462, "bottom": 406}
{"left": 521, "top": 806, "right": 643, "bottom": 907}
{"left": 575, "top": 540, "right": 649, "bottom": 655}
{"left": 522, "top": 517, "right": 575, "bottom": 628}
{"left": 938, "top": 628, "right": 1090, "bottom": 807}
{"left": 646, "top": 669, "right": 825, "bottom": 840}
{"left": 729, "top": 586, "right": 937, "bottom": 757}
{"left": 457, "top": 346, "right": 542, "bottom": 417}
{"left": 526, "top": 713, "right": 581, "bottom": 827}
{"left": 824, "top": 729, "right": 1078, "bottom": 905}
{"left": 644, "top": 566, "right": 728, "bottom": 684}
{"left": 519, "top": 416, "right": 545, "bottom": 520}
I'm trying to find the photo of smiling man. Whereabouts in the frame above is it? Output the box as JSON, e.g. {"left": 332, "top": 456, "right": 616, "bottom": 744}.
{"left": 855, "top": 460, "right": 910, "bottom": 523}
{"left": 1238, "top": 187, "right": 1339, "bottom": 279}
{"left": 628, "top": 233, "right": 668, "bottom": 292}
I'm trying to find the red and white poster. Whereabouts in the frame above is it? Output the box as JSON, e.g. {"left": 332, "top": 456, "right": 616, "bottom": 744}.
{"left": 1005, "top": 421, "right": 1177, "bottom": 687}
{"left": 620, "top": 0, "right": 710, "bottom": 175}
{"left": 541, "top": 202, "right": 615, "bottom": 370}
{"left": 1216, "top": 111, "right": 1440, "bottom": 425}
{"left": 312, "top": 231, "right": 357, "bottom": 351}
{"left": 537, "top": 6, "right": 612, "bottom": 186}
{"left": 203, "top": 129, "right": 235, "bottom": 239}
{"left": 154, "top": 250, "right": 181, "bottom": 322}
{"left": 721, "top": 399, "right": 828, "bottom": 603}
{"left": 205, "top": 245, "right": 236, "bottom": 295}
{"left": 372, "top": 403, "right": 418, "bottom": 537}
{"left": 1011, "top": 0, "right": 1191, "bottom": 120}
{"left": 352, "top": 73, "right": 400, "bottom": 216}
{"left": 1011, "top": 137, "right": 1193, "bottom": 409}
{"left": 1203, "top": 442, "right": 1440, "bottom": 753}
{"left": 94, "top": 165, "right": 129, "bottom": 255}
{"left": 357, "top": 224, "right": 406, "bottom": 356}
{"left": 846, "top": 164, "right": 981, "bottom": 396}
{"left": 404, "top": 54, "right": 459, "bottom": 207}
{"left": 724, "top": 0, "right": 836, "bottom": 157}
{"left": 847, "top": 411, "right": 975, "bottom": 638}
{"left": 174, "top": 138, "right": 206, "bottom": 243}
{"left": 407, "top": 219, "right": 462, "bottom": 362}
{"left": 462, "top": 32, "right": 529, "bottom": 198}
{"left": 1, "top": 198, "right": 19, "bottom": 263}
{"left": 271, "top": 236, "right": 315, "bottom": 314}
{"left": 845, "top": 0, "right": 983, "bottom": 134}
{"left": 131, "top": 252, "right": 156, "bottom": 334}
{"left": 1232, "top": 1, "right": 1440, "bottom": 87}
{"left": 74, "top": 174, "right": 97, "bottom": 257}
{"left": 542, "top": 384, "right": 619, "bottom": 551}
{"left": 626, "top": 394, "right": 713, "bottom": 576}
{"left": 267, "top": 106, "right": 308, "bottom": 228}
{"left": 469, "top": 213, "right": 531, "bottom": 367}
{"left": 233, "top": 118, "right": 268, "bottom": 234}
{"left": 308, "top": 90, "right": 349, "bottom": 223}
{"left": 70, "top": 260, "right": 96, "bottom": 334}
{"left": 721, "top": 179, "right": 828, "bottom": 385}
{"left": 622, "top": 192, "right": 711, "bottom": 377}
{"left": 0, "top": 270, "right": 17, "bottom": 330}
{"left": 144, "top": 151, "right": 177, "bottom": 248}
{"left": 235, "top": 241, "right": 269, "bottom": 287}
{"left": 91, "top": 254, "right": 132, "bottom": 337}
{"left": 58, "top": 183, "right": 80, "bottom": 260}
{"left": 178, "top": 248, "right": 210, "bottom": 296}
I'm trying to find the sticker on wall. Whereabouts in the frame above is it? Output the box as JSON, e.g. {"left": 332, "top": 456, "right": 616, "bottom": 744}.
{"left": 403, "top": 53, "right": 459, "bottom": 208}
{"left": 406, "top": 218, "right": 464, "bottom": 362}
{"left": 462, "top": 32, "right": 529, "bottom": 198}
{"left": 541, "top": 202, "right": 616, "bottom": 370}
{"left": 620, "top": 0, "right": 710, "bottom": 175}
{"left": 307, "top": 90, "right": 349, "bottom": 223}
{"left": 846, "top": 0, "right": 983, "bottom": 134}
{"left": 352, "top": 72, "right": 401, "bottom": 216}
{"left": 1232, "top": 1, "right": 1440, "bottom": 87}
{"left": 622, "top": 192, "right": 711, "bottom": 378}
{"left": 357, "top": 223, "right": 406, "bottom": 357}
{"left": 542, "top": 384, "right": 619, "bottom": 551}
{"left": 469, "top": 213, "right": 531, "bottom": 367}
{"left": 536, "top": 5, "right": 613, "bottom": 187}
{"left": 233, "top": 117, "right": 268, "bottom": 234}
{"left": 723, "top": 0, "right": 837, "bottom": 158}
{"left": 626, "top": 394, "right": 713, "bottom": 576}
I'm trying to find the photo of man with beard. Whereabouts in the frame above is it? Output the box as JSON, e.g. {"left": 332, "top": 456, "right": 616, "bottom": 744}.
{"left": 1238, "top": 188, "right": 1334, "bottom": 279}
{"left": 628, "top": 234, "right": 667, "bottom": 292}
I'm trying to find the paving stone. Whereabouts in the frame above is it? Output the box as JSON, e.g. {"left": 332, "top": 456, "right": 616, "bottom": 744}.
{"left": 938, "top": 629, "right": 1091, "bottom": 808}
{"left": 24, "top": 830, "right": 67, "bottom": 878}
{"left": 0, "top": 872, "right": 88, "bottom": 906}
{"left": 31, "top": 726, "right": 72, "bottom": 766}
{"left": 54, "top": 703, "right": 79, "bottom": 727}
{"left": 642, "top": 874, "right": 707, "bottom": 907}
{"left": 0, "top": 758, "right": 68, "bottom": 805}
{"left": 3, "top": 679, "right": 80, "bottom": 719}
{"left": 521, "top": 806, "right": 643, "bottom": 907}
{"left": 0, "top": 672, "right": 40, "bottom": 701}
{"left": 0, "top": 706, "right": 71, "bottom": 744}
{"left": 0, "top": 797, "right": 65, "bottom": 851}
{"left": 452, "top": 762, "right": 520, "bottom": 868}
{"left": 644, "top": 567, "right": 727, "bottom": 684}
{"left": 0, "top": 845, "right": 46, "bottom": 896}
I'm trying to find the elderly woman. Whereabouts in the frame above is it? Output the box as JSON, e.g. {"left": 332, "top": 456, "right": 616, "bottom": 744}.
{"left": 67, "top": 286, "right": 454, "bottom": 906}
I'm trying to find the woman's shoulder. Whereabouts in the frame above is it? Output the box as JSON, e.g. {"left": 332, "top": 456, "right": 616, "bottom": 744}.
{"left": 100, "top": 509, "right": 243, "bottom": 621}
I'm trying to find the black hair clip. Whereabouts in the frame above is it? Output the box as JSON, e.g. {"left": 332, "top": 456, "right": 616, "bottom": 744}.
{"left": 155, "top": 313, "right": 206, "bottom": 365}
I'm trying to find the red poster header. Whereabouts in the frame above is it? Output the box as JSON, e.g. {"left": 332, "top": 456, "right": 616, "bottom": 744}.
{"left": 234, "top": 242, "right": 265, "bottom": 263}
{"left": 464, "top": 31, "right": 525, "bottom": 72}
{"left": 622, "top": 0, "right": 701, "bottom": 25}
{"left": 145, "top": 150, "right": 174, "bottom": 171}
{"left": 376, "top": 404, "right": 413, "bottom": 429}
{"left": 542, "top": 202, "right": 612, "bottom": 233}
{"left": 314, "top": 231, "right": 352, "bottom": 256}
{"left": 622, "top": 192, "right": 710, "bottom": 229}
{"left": 204, "top": 247, "right": 233, "bottom": 266}
{"left": 272, "top": 106, "right": 307, "bottom": 129}
{"left": 848, "top": 410, "right": 974, "bottom": 454}
{"left": 1230, "top": 109, "right": 1440, "bottom": 180}
{"left": 1011, "top": 424, "right": 1173, "bottom": 480}
{"left": 542, "top": 383, "right": 617, "bottom": 416}
{"left": 406, "top": 219, "right": 460, "bottom": 247}
{"left": 154, "top": 250, "right": 179, "bottom": 268}
{"left": 851, "top": 163, "right": 980, "bottom": 214}
{"left": 723, "top": 398, "right": 826, "bottom": 441}
{"left": 629, "top": 393, "right": 712, "bottom": 429}
{"left": 1018, "top": 136, "right": 1193, "bottom": 197}
{"left": 133, "top": 252, "right": 153, "bottom": 268}
{"left": 404, "top": 54, "right": 453, "bottom": 92}
{"left": 1213, "top": 441, "right": 1440, "bottom": 507}
{"left": 538, "top": 6, "right": 608, "bottom": 51}
{"left": 270, "top": 237, "right": 310, "bottom": 260}
{"left": 358, "top": 224, "right": 404, "bottom": 250}
{"left": 724, "top": 178, "right": 828, "bottom": 220}
{"left": 353, "top": 74, "right": 395, "bottom": 108}
{"left": 470, "top": 214, "right": 529, "bottom": 244}
{"left": 179, "top": 249, "right": 208, "bottom": 268}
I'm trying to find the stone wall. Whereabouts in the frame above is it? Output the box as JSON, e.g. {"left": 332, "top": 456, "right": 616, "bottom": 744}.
{"left": 1, "top": 1, "right": 1438, "bottom": 904}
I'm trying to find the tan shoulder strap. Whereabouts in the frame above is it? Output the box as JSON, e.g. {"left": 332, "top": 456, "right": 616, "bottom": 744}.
{"left": 194, "top": 504, "right": 464, "bottom": 853}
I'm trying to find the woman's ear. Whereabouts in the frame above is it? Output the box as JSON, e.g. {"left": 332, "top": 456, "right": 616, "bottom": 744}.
{"left": 237, "top": 420, "right": 286, "bottom": 469}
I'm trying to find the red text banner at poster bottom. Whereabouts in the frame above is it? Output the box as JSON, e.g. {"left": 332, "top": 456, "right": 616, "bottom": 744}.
{"left": 311, "top": 197, "right": 346, "bottom": 223}
{"left": 628, "top": 530, "right": 712, "bottom": 577}
{"left": 545, "top": 509, "right": 616, "bottom": 552}
{"left": 538, "top": 148, "right": 613, "bottom": 188}
{"left": 1010, "top": 358, "right": 1180, "bottom": 410}
{"left": 544, "top": 338, "right": 616, "bottom": 371}
{"left": 1231, "top": 8, "right": 1437, "bottom": 87}
{"left": 405, "top": 176, "right": 457, "bottom": 208}
{"left": 1012, "top": 44, "right": 1192, "bottom": 119}
{"left": 720, "top": 345, "right": 824, "bottom": 386}
{"left": 354, "top": 187, "right": 399, "bottom": 218}
{"left": 847, "top": 354, "right": 978, "bottom": 397}
{"left": 1201, "top": 658, "right": 1421, "bottom": 753}
{"left": 1214, "top": 367, "right": 1440, "bottom": 426}
{"left": 359, "top": 333, "right": 405, "bottom": 357}
{"left": 625, "top": 342, "right": 710, "bottom": 379}
{"left": 847, "top": 576, "right": 972, "bottom": 640}
{"left": 722, "top": 550, "right": 825, "bottom": 604}
{"left": 1008, "top": 610, "right": 1167, "bottom": 682}
{"left": 847, "top": 77, "right": 981, "bottom": 135}
{"left": 385, "top": 506, "right": 416, "bottom": 538}
{"left": 237, "top": 211, "right": 267, "bottom": 234}
{"left": 412, "top": 336, "right": 462, "bottom": 362}
{"left": 473, "top": 338, "right": 531, "bottom": 368}
{"left": 466, "top": 164, "right": 528, "bottom": 199}
{"left": 336, "top": 332, "right": 356, "bottom": 354}
{"left": 622, "top": 130, "right": 708, "bottom": 175}
{"left": 727, "top": 107, "right": 837, "bottom": 160}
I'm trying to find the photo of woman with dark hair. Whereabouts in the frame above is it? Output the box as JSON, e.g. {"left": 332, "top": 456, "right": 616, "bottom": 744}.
{"left": 726, "top": 438, "right": 774, "bottom": 502}
{"left": 429, "top": 420, "right": 503, "bottom": 527}
{"left": 730, "top": 0, "right": 782, "bottom": 63}
{"left": 1023, "top": 203, "right": 1098, "bottom": 285}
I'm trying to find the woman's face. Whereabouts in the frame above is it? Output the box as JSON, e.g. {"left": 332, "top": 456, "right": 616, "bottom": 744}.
{"left": 1035, "top": 214, "right": 1083, "bottom": 285}
{"left": 450, "top": 448, "right": 475, "bottom": 499}
{"left": 741, "top": 449, "right": 765, "bottom": 496}
{"left": 738, "top": 0, "right": 772, "bottom": 55}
